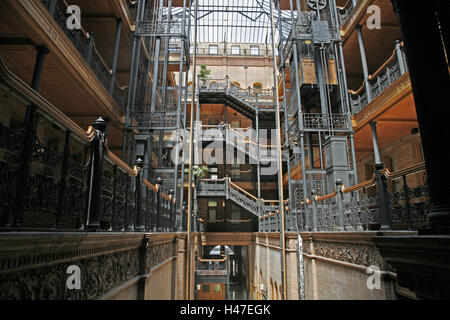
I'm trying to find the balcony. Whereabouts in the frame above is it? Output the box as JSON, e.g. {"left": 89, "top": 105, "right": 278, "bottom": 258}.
{"left": 349, "top": 42, "right": 408, "bottom": 115}
{"left": 40, "top": 0, "right": 127, "bottom": 111}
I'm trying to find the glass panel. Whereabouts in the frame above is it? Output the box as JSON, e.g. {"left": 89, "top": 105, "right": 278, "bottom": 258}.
{"left": 250, "top": 46, "right": 259, "bottom": 55}
{"left": 208, "top": 200, "right": 218, "bottom": 207}
{"left": 209, "top": 45, "right": 218, "bottom": 54}
{"left": 209, "top": 209, "right": 216, "bottom": 221}
{"left": 231, "top": 46, "right": 240, "bottom": 55}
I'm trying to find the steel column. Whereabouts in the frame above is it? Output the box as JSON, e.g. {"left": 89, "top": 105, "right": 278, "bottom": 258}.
{"left": 356, "top": 25, "right": 372, "bottom": 103}
{"left": 109, "top": 18, "right": 123, "bottom": 94}
{"left": 269, "top": 0, "right": 287, "bottom": 301}
{"left": 13, "top": 45, "right": 49, "bottom": 227}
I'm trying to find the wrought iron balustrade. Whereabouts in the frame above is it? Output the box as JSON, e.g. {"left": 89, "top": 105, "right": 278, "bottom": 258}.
{"left": 349, "top": 42, "right": 408, "bottom": 115}
{"left": 303, "top": 113, "right": 349, "bottom": 131}
{"left": 199, "top": 78, "right": 275, "bottom": 110}
{"left": 197, "top": 179, "right": 226, "bottom": 197}
{"left": 293, "top": 162, "right": 428, "bottom": 232}
{"left": 40, "top": 0, "right": 125, "bottom": 109}
{"left": 137, "top": 20, "right": 186, "bottom": 36}
{"left": 130, "top": 110, "right": 178, "bottom": 129}
{"left": 337, "top": 0, "right": 358, "bottom": 26}
{"left": 0, "top": 57, "right": 178, "bottom": 232}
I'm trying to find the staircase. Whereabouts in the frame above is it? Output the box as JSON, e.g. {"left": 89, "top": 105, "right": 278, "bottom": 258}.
{"left": 199, "top": 125, "right": 285, "bottom": 163}
{"left": 197, "top": 78, "right": 275, "bottom": 120}
{"left": 197, "top": 178, "right": 278, "bottom": 217}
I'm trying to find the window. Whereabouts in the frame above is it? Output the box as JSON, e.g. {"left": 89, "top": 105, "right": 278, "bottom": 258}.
{"left": 208, "top": 200, "right": 218, "bottom": 207}
{"left": 189, "top": 46, "right": 198, "bottom": 54}
{"left": 253, "top": 82, "right": 263, "bottom": 90}
{"left": 231, "top": 45, "right": 240, "bottom": 55}
{"left": 209, "top": 209, "right": 216, "bottom": 221}
{"left": 209, "top": 167, "right": 218, "bottom": 180}
{"left": 250, "top": 46, "right": 259, "bottom": 55}
{"left": 202, "top": 284, "right": 210, "bottom": 292}
{"left": 209, "top": 45, "right": 218, "bottom": 54}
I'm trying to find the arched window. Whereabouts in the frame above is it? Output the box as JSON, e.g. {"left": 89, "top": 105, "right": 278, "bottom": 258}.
{"left": 253, "top": 82, "right": 262, "bottom": 90}
{"left": 274, "top": 282, "right": 278, "bottom": 300}
{"left": 270, "top": 278, "right": 274, "bottom": 300}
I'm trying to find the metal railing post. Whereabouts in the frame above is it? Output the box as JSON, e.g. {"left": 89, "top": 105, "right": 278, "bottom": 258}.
{"left": 135, "top": 158, "right": 144, "bottom": 231}
{"left": 395, "top": 40, "right": 407, "bottom": 75}
{"left": 169, "top": 189, "right": 175, "bottom": 231}
{"left": 311, "top": 191, "right": 318, "bottom": 232}
{"left": 156, "top": 177, "right": 162, "bottom": 231}
{"left": 336, "top": 179, "right": 345, "bottom": 231}
{"left": 86, "top": 117, "right": 108, "bottom": 230}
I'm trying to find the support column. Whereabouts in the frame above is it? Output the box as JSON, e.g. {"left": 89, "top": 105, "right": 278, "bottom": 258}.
{"left": 269, "top": 0, "right": 287, "bottom": 301}
{"left": 13, "top": 45, "right": 49, "bottom": 227}
{"left": 277, "top": 2, "right": 294, "bottom": 231}
{"left": 394, "top": 40, "right": 407, "bottom": 75}
{"left": 255, "top": 104, "right": 261, "bottom": 199}
{"left": 356, "top": 25, "right": 372, "bottom": 103}
{"left": 109, "top": 18, "right": 123, "bottom": 94}
{"left": 122, "top": 0, "right": 144, "bottom": 162}
{"left": 86, "top": 33, "right": 95, "bottom": 67}
{"left": 369, "top": 121, "right": 391, "bottom": 230}
{"left": 392, "top": 0, "right": 450, "bottom": 233}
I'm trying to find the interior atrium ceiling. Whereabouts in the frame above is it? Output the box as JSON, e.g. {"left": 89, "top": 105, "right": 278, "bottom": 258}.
{"left": 168, "top": 0, "right": 296, "bottom": 44}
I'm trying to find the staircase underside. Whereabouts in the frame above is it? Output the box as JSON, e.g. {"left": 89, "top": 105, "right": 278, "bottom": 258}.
{"left": 199, "top": 91, "right": 275, "bottom": 121}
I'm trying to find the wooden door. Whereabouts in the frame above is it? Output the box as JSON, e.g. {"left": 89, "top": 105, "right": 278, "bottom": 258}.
{"left": 197, "top": 283, "right": 225, "bottom": 300}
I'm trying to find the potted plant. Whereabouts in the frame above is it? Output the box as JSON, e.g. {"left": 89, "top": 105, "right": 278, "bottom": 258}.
{"left": 185, "top": 165, "right": 209, "bottom": 232}
{"left": 198, "top": 64, "right": 211, "bottom": 88}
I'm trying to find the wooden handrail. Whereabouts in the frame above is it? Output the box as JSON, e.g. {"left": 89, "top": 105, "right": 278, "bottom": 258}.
{"left": 368, "top": 48, "right": 397, "bottom": 80}
{"left": 227, "top": 219, "right": 252, "bottom": 223}
{"left": 348, "top": 80, "right": 366, "bottom": 95}
{"left": 105, "top": 148, "right": 137, "bottom": 177}
{"left": 144, "top": 179, "right": 158, "bottom": 192}
{"left": 383, "top": 162, "right": 426, "bottom": 180}
{"left": 342, "top": 175, "right": 376, "bottom": 194}
{"left": 229, "top": 180, "right": 259, "bottom": 200}
{"left": 348, "top": 43, "right": 403, "bottom": 94}
{"left": 228, "top": 127, "right": 275, "bottom": 148}
{"left": 0, "top": 57, "right": 96, "bottom": 143}
{"left": 315, "top": 191, "right": 338, "bottom": 202}
{"left": 197, "top": 256, "right": 227, "bottom": 262}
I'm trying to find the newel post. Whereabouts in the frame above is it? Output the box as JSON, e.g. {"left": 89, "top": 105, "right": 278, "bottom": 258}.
{"left": 135, "top": 158, "right": 144, "bottom": 232}
{"left": 86, "top": 117, "right": 108, "bottom": 230}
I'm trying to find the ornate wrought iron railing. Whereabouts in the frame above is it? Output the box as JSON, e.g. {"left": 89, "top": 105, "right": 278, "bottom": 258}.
{"left": 0, "top": 58, "right": 180, "bottom": 232}
{"left": 40, "top": 0, "right": 127, "bottom": 110}
{"left": 130, "top": 110, "right": 178, "bottom": 129}
{"left": 349, "top": 42, "right": 408, "bottom": 114}
{"left": 337, "top": 0, "right": 359, "bottom": 26}
{"left": 303, "top": 113, "right": 350, "bottom": 131}
{"left": 199, "top": 77, "right": 275, "bottom": 109}
{"left": 299, "top": 163, "right": 428, "bottom": 232}
{"left": 197, "top": 177, "right": 285, "bottom": 223}
{"left": 137, "top": 20, "right": 186, "bottom": 37}
{"left": 198, "top": 125, "right": 279, "bottom": 163}
{"left": 258, "top": 162, "right": 428, "bottom": 233}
